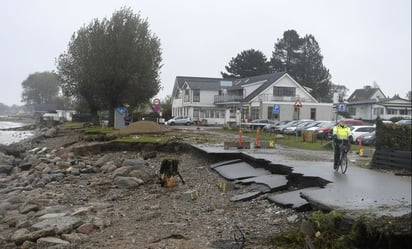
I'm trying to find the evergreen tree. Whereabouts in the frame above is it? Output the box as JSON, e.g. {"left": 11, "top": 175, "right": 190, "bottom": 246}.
{"left": 270, "top": 30, "right": 302, "bottom": 76}
{"left": 270, "top": 30, "right": 332, "bottom": 102}
{"left": 221, "top": 49, "right": 271, "bottom": 78}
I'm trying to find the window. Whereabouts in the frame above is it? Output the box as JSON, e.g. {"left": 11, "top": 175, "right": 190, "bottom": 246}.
{"left": 373, "top": 107, "right": 384, "bottom": 115}
{"left": 193, "top": 89, "right": 200, "bottom": 102}
{"left": 399, "top": 109, "right": 407, "bottom": 115}
{"left": 348, "top": 107, "right": 356, "bottom": 115}
{"left": 387, "top": 108, "right": 397, "bottom": 115}
{"left": 184, "top": 89, "right": 190, "bottom": 102}
{"left": 273, "top": 87, "right": 296, "bottom": 96}
{"left": 251, "top": 107, "right": 260, "bottom": 120}
{"left": 310, "top": 108, "right": 316, "bottom": 120}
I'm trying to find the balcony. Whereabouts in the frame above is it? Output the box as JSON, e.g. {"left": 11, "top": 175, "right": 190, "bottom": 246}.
{"left": 214, "top": 95, "right": 244, "bottom": 103}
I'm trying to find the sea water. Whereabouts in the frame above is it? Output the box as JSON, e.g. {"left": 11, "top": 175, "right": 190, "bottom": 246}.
{"left": 0, "top": 121, "right": 35, "bottom": 145}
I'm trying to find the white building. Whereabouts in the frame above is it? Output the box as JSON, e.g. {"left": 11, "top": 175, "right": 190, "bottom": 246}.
{"left": 346, "top": 86, "right": 412, "bottom": 121}
{"left": 170, "top": 72, "right": 334, "bottom": 126}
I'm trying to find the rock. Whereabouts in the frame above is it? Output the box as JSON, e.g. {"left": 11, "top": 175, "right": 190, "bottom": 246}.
{"left": 0, "top": 164, "right": 13, "bottom": 175}
{"left": 77, "top": 223, "right": 95, "bottom": 234}
{"left": 114, "top": 176, "right": 144, "bottom": 188}
{"left": 36, "top": 236, "right": 71, "bottom": 248}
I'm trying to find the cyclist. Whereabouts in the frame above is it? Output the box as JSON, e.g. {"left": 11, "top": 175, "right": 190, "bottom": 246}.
{"left": 332, "top": 118, "right": 352, "bottom": 170}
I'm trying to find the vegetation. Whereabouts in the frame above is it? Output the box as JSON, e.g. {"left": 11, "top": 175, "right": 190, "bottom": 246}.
{"left": 221, "top": 29, "right": 334, "bottom": 102}
{"left": 56, "top": 7, "right": 162, "bottom": 127}
{"left": 21, "top": 71, "right": 61, "bottom": 106}
{"left": 266, "top": 211, "right": 411, "bottom": 249}
{"left": 271, "top": 30, "right": 332, "bottom": 102}
{"left": 221, "top": 49, "right": 271, "bottom": 78}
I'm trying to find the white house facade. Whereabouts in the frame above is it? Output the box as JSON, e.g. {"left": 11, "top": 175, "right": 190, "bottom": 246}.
{"left": 346, "top": 86, "right": 412, "bottom": 121}
{"left": 170, "top": 73, "right": 334, "bottom": 126}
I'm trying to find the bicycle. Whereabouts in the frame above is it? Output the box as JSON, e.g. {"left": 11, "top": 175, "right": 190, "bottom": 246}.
{"left": 336, "top": 142, "right": 350, "bottom": 173}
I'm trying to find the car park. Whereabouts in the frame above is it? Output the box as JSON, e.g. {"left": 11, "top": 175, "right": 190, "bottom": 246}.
{"left": 166, "top": 116, "right": 193, "bottom": 126}
{"left": 249, "top": 119, "right": 275, "bottom": 130}
{"left": 263, "top": 120, "right": 291, "bottom": 132}
{"left": 295, "top": 121, "right": 322, "bottom": 136}
{"left": 274, "top": 120, "right": 301, "bottom": 133}
{"left": 282, "top": 120, "right": 314, "bottom": 135}
{"left": 350, "top": 125, "right": 375, "bottom": 144}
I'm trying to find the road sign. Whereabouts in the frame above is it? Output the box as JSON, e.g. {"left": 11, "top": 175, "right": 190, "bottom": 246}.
{"left": 337, "top": 103, "right": 346, "bottom": 113}
{"left": 273, "top": 104, "right": 280, "bottom": 115}
{"left": 294, "top": 99, "right": 302, "bottom": 108}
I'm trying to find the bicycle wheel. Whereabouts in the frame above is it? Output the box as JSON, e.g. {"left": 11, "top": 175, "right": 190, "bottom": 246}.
{"left": 340, "top": 152, "right": 348, "bottom": 174}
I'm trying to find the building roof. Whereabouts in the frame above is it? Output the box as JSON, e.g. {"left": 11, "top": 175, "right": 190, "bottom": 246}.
{"left": 347, "top": 86, "right": 386, "bottom": 102}
{"left": 240, "top": 72, "right": 286, "bottom": 102}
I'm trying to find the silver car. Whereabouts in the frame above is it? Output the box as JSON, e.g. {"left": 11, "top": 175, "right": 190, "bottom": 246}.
{"left": 166, "top": 116, "right": 193, "bottom": 126}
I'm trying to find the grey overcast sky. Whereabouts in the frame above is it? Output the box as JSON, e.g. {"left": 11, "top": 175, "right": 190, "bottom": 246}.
{"left": 1, "top": 0, "right": 411, "bottom": 106}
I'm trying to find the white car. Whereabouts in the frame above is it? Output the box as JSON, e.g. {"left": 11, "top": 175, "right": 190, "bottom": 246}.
{"left": 166, "top": 116, "right": 193, "bottom": 126}
{"left": 350, "top": 125, "right": 375, "bottom": 144}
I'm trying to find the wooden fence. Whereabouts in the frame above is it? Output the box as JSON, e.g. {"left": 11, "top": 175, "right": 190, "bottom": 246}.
{"left": 371, "top": 149, "right": 411, "bottom": 171}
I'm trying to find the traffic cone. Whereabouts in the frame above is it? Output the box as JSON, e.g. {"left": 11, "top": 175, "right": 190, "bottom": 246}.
{"left": 255, "top": 128, "right": 261, "bottom": 148}
{"left": 238, "top": 129, "right": 243, "bottom": 149}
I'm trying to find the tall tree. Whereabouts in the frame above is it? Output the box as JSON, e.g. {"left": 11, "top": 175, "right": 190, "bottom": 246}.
{"left": 270, "top": 30, "right": 332, "bottom": 102}
{"left": 270, "top": 30, "right": 302, "bottom": 76}
{"left": 297, "top": 35, "right": 332, "bottom": 101}
{"left": 56, "top": 7, "right": 162, "bottom": 126}
{"left": 21, "top": 71, "right": 60, "bottom": 105}
{"left": 221, "top": 49, "right": 271, "bottom": 78}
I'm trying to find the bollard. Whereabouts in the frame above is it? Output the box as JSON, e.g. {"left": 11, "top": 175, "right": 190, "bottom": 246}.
{"left": 255, "top": 128, "right": 261, "bottom": 148}
{"left": 358, "top": 136, "right": 363, "bottom": 156}
{"left": 238, "top": 129, "right": 243, "bottom": 149}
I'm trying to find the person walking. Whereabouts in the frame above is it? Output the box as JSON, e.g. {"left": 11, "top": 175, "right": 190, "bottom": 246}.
{"left": 332, "top": 118, "right": 352, "bottom": 170}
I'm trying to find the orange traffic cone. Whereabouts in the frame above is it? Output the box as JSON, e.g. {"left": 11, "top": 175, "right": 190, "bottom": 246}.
{"left": 238, "top": 129, "right": 243, "bottom": 149}
{"left": 255, "top": 128, "right": 261, "bottom": 148}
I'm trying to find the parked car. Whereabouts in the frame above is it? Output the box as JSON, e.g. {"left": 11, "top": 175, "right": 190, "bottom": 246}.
{"left": 249, "top": 119, "right": 275, "bottom": 130}
{"left": 350, "top": 125, "right": 376, "bottom": 144}
{"left": 274, "top": 120, "right": 301, "bottom": 133}
{"left": 358, "top": 131, "right": 376, "bottom": 146}
{"left": 315, "top": 121, "right": 336, "bottom": 139}
{"left": 166, "top": 116, "right": 193, "bottom": 126}
{"left": 395, "top": 119, "right": 412, "bottom": 126}
{"left": 342, "top": 119, "right": 365, "bottom": 127}
{"left": 295, "top": 121, "right": 322, "bottom": 136}
{"left": 263, "top": 120, "right": 291, "bottom": 132}
{"left": 283, "top": 120, "right": 314, "bottom": 135}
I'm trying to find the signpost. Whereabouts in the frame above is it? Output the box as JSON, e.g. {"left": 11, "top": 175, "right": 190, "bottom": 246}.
{"left": 273, "top": 104, "right": 280, "bottom": 119}
{"left": 293, "top": 99, "right": 302, "bottom": 119}
{"left": 293, "top": 99, "right": 303, "bottom": 140}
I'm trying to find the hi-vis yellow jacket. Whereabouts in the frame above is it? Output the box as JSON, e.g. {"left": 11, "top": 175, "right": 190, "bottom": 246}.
{"left": 332, "top": 125, "right": 352, "bottom": 140}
